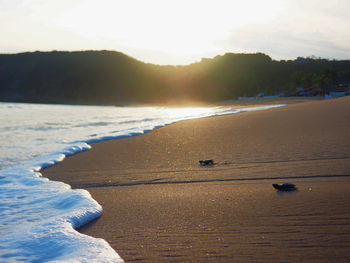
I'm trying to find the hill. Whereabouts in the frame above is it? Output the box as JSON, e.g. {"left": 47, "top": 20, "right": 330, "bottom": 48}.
{"left": 1, "top": 50, "right": 350, "bottom": 104}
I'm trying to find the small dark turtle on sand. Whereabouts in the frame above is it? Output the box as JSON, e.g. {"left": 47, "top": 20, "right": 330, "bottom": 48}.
{"left": 199, "top": 160, "right": 214, "bottom": 166}
{"left": 272, "top": 183, "right": 297, "bottom": 191}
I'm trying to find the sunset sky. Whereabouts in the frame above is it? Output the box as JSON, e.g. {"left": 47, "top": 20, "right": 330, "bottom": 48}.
{"left": 1, "top": 0, "right": 350, "bottom": 65}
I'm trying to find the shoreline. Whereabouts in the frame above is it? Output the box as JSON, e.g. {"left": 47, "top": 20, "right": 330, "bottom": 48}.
{"left": 0, "top": 95, "right": 326, "bottom": 107}
{"left": 42, "top": 96, "right": 350, "bottom": 262}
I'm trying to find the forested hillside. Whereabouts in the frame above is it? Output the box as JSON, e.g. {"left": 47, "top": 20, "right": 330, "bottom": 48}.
{"left": 1, "top": 50, "right": 349, "bottom": 104}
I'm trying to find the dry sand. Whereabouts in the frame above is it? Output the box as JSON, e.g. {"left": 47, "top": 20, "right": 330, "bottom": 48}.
{"left": 42, "top": 96, "right": 350, "bottom": 262}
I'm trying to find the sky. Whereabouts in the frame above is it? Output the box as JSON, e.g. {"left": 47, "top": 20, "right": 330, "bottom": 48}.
{"left": 1, "top": 0, "right": 350, "bottom": 65}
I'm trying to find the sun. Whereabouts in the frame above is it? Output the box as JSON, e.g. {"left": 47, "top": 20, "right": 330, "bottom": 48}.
{"left": 58, "top": 0, "right": 284, "bottom": 62}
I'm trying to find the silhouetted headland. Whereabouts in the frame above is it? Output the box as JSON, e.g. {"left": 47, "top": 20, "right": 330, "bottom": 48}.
{"left": 1, "top": 50, "right": 349, "bottom": 105}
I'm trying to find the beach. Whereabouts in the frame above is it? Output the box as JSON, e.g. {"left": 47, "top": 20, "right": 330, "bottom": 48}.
{"left": 42, "top": 96, "right": 350, "bottom": 262}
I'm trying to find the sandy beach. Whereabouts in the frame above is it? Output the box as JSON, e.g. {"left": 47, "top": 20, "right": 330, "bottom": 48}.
{"left": 42, "top": 96, "right": 350, "bottom": 262}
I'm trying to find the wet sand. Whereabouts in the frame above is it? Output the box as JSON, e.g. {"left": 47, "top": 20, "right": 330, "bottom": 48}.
{"left": 42, "top": 96, "right": 350, "bottom": 262}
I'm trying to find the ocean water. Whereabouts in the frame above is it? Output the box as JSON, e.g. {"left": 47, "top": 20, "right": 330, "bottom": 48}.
{"left": 0, "top": 102, "right": 285, "bottom": 262}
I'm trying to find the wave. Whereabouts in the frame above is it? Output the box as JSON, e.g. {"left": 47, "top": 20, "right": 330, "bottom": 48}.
{"left": 0, "top": 103, "right": 286, "bottom": 262}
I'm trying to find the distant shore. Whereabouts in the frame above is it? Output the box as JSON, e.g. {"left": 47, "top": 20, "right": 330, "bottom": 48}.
{"left": 130, "top": 96, "right": 327, "bottom": 108}
{"left": 0, "top": 95, "right": 326, "bottom": 108}
{"left": 2, "top": 51, "right": 349, "bottom": 105}
{"left": 215, "top": 95, "right": 325, "bottom": 106}
{"left": 42, "top": 96, "right": 350, "bottom": 262}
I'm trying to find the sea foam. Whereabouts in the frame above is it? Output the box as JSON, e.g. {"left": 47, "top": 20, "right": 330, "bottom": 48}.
{"left": 0, "top": 102, "right": 285, "bottom": 262}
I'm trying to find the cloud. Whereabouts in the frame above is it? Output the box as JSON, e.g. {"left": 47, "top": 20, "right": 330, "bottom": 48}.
{"left": 215, "top": 0, "right": 350, "bottom": 60}
{"left": 218, "top": 26, "right": 350, "bottom": 60}
{"left": 1, "top": 0, "right": 350, "bottom": 64}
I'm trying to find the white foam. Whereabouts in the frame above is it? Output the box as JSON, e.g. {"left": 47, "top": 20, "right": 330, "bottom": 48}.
{"left": 0, "top": 167, "right": 123, "bottom": 262}
{"left": 0, "top": 102, "right": 286, "bottom": 262}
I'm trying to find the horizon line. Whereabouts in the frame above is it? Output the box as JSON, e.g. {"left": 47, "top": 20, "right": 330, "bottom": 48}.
{"left": 1, "top": 49, "right": 349, "bottom": 66}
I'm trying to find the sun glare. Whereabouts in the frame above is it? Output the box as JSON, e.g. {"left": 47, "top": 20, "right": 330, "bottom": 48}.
{"left": 58, "top": 0, "right": 284, "bottom": 62}
{"left": 163, "top": 107, "right": 216, "bottom": 120}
